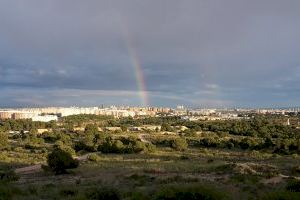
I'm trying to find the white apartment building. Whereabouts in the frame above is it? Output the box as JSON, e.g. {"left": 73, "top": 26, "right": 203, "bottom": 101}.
{"left": 32, "top": 115, "right": 58, "bottom": 122}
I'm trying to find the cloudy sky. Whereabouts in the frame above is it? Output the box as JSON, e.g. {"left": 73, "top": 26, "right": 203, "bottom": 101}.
{"left": 0, "top": 0, "right": 300, "bottom": 108}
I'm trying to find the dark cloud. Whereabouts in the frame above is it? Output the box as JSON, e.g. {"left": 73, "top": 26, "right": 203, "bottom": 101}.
{"left": 0, "top": 0, "right": 300, "bottom": 107}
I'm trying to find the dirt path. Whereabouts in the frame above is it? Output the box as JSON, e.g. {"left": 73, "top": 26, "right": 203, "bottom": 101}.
{"left": 75, "top": 153, "right": 92, "bottom": 161}
{"left": 15, "top": 153, "right": 91, "bottom": 175}
{"left": 15, "top": 164, "right": 42, "bottom": 175}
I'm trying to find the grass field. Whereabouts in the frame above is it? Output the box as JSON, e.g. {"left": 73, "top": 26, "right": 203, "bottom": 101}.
{"left": 1, "top": 143, "right": 300, "bottom": 200}
{"left": 1, "top": 115, "right": 300, "bottom": 200}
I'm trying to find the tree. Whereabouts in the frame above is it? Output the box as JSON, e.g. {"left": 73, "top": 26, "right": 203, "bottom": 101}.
{"left": 239, "top": 138, "right": 251, "bottom": 150}
{"left": 0, "top": 132, "right": 8, "bottom": 150}
{"left": 112, "top": 140, "right": 125, "bottom": 153}
{"left": 263, "top": 137, "right": 274, "bottom": 149}
{"left": 120, "top": 124, "right": 128, "bottom": 132}
{"left": 171, "top": 138, "right": 188, "bottom": 151}
{"left": 161, "top": 123, "right": 173, "bottom": 132}
{"left": 85, "top": 124, "right": 99, "bottom": 135}
{"left": 84, "top": 124, "right": 99, "bottom": 146}
{"left": 47, "top": 148, "right": 79, "bottom": 174}
{"left": 0, "top": 170, "right": 20, "bottom": 182}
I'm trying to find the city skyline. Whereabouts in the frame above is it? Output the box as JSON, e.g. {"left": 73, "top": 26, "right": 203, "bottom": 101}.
{"left": 1, "top": 0, "right": 300, "bottom": 108}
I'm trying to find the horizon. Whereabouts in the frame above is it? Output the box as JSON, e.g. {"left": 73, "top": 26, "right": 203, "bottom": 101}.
{"left": 1, "top": 105, "right": 300, "bottom": 110}
{"left": 1, "top": 1, "right": 300, "bottom": 108}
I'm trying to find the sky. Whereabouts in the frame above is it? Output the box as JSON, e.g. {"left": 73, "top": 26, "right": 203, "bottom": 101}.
{"left": 0, "top": 0, "right": 300, "bottom": 108}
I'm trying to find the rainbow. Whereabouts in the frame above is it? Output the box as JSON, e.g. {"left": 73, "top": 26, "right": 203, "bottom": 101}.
{"left": 127, "top": 45, "right": 149, "bottom": 107}
{"left": 121, "top": 24, "right": 149, "bottom": 107}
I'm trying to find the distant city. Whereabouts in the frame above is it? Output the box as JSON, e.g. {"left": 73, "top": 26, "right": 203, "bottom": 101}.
{"left": 1, "top": 105, "right": 299, "bottom": 122}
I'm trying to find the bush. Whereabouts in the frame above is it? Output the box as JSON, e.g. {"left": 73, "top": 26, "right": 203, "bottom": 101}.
{"left": 146, "top": 143, "right": 156, "bottom": 153}
{"left": 184, "top": 129, "right": 197, "bottom": 137}
{"left": 59, "top": 188, "right": 78, "bottom": 197}
{"left": 0, "top": 185, "right": 24, "bottom": 200}
{"left": 57, "top": 145, "right": 76, "bottom": 156}
{"left": 88, "top": 153, "right": 100, "bottom": 162}
{"left": 98, "top": 137, "right": 149, "bottom": 154}
{"left": 171, "top": 138, "right": 188, "bottom": 151}
{"left": 85, "top": 187, "right": 121, "bottom": 200}
{"left": 286, "top": 180, "right": 300, "bottom": 192}
{"left": 292, "top": 166, "right": 300, "bottom": 175}
{"left": 98, "top": 137, "right": 114, "bottom": 153}
{"left": 47, "top": 148, "right": 79, "bottom": 174}
{"left": 112, "top": 140, "right": 125, "bottom": 153}
{"left": 239, "top": 138, "right": 251, "bottom": 150}
{"left": 0, "top": 170, "right": 20, "bottom": 182}
{"left": 154, "top": 184, "right": 228, "bottom": 200}
{"left": 133, "top": 141, "right": 146, "bottom": 153}
{"left": 74, "top": 141, "right": 96, "bottom": 152}
{"left": 262, "top": 191, "right": 300, "bottom": 200}
{"left": 200, "top": 138, "right": 218, "bottom": 148}
{"left": 226, "top": 141, "right": 234, "bottom": 149}
{"left": 0, "top": 185, "right": 13, "bottom": 200}
{"left": 0, "top": 132, "right": 9, "bottom": 150}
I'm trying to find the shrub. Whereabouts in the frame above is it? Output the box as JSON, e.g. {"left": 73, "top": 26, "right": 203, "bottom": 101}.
{"left": 112, "top": 140, "right": 125, "bottom": 153}
{"left": 292, "top": 166, "right": 300, "bottom": 175}
{"left": 0, "top": 170, "right": 20, "bottom": 182}
{"left": 133, "top": 141, "right": 146, "bottom": 153}
{"left": 180, "top": 155, "right": 190, "bottom": 160}
{"left": 154, "top": 184, "right": 228, "bottom": 200}
{"left": 47, "top": 148, "right": 79, "bottom": 174}
{"left": 286, "top": 180, "right": 300, "bottom": 192}
{"left": 262, "top": 191, "right": 300, "bottom": 200}
{"left": 88, "top": 153, "right": 100, "bottom": 162}
{"left": 171, "top": 138, "right": 188, "bottom": 151}
{"left": 0, "top": 185, "right": 13, "bottom": 200}
{"left": 200, "top": 138, "right": 218, "bottom": 148}
{"left": 0, "top": 185, "right": 24, "bottom": 200}
{"left": 58, "top": 145, "right": 76, "bottom": 156}
{"left": 184, "top": 129, "right": 197, "bottom": 137}
{"left": 98, "top": 137, "right": 148, "bottom": 154}
{"left": 98, "top": 137, "right": 114, "bottom": 153}
{"left": 146, "top": 143, "right": 156, "bottom": 153}
{"left": 59, "top": 188, "right": 78, "bottom": 197}
{"left": 161, "top": 123, "right": 173, "bottom": 132}
{"left": 74, "top": 141, "right": 95, "bottom": 152}
{"left": 85, "top": 187, "right": 121, "bottom": 200}
{"left": 226, "top": 141, "right": 234, "bottom": 149}
{"left": 128, "top": 191, "right": 150, "bottom": 200}
{"left": 0, "top": 132, "right": 9, "bottom": 150}
{"left": 239, "top": 138, "right": 251, "bottom": 150}
{"left": 27, "top": 185, "right": 38, "bottom": 195}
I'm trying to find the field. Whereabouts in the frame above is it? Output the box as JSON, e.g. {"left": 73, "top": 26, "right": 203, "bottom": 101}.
{"left": 1, "top": 115, "right": 300, "bottom": 199}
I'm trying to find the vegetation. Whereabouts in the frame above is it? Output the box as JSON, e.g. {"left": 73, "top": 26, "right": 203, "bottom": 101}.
{"left": 0, "top": 114, "right": 300, "bottom": 199}
{"left": 47, "top": 148, "right": 79, "bottom": 174}
{"left": 154, "top": 184, "right": 228, "bottom": 200}
{"left": 171, "top": 138, "right": 188, "bottom": 151}
{"left": 98, "top": 136, "right": 150, "bottom": 154}
{"left": 0, "top": 132, "right": 8, "bottom": 149}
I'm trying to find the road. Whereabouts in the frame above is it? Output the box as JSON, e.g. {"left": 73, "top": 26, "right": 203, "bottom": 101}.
{"left": 15, "top": 134, "right": 151, "bottom": 175}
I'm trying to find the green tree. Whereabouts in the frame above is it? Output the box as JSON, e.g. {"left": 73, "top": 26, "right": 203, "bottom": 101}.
{"left": 120, "top": 124, "right": 128, "bottom": 132}
{"left": 161, "top": 123, "right": 173, "bottom": 132}
{"left": 171, "top": 138, "right": 188, "bottom": 151}
{"left": 84, "top": 124, "right": 99, "bottom": 146}
{"left": 47, "top": 148, "right": 79, "bottom": 174}
{"left": 0, "top": 132, "right": 9, "bottom": 150}
{"left": 112, "top": 140, "right": 125, "bottom": 153}
{"left": 85, "top": 124, "right": 99, "bottom": 135}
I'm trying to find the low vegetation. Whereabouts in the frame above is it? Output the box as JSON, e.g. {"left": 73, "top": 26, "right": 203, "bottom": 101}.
{"left": 47, "top": 148, "right": 79, "bottom": 174}
{"left": 1, "top": 114, "right": 300, "bottom": 199}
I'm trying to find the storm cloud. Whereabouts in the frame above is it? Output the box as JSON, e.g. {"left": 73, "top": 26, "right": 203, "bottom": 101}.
{"left": 0, "top": 0, "right": 300, "bottom": 107}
